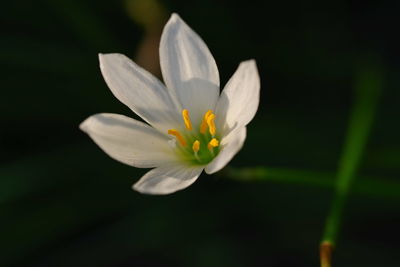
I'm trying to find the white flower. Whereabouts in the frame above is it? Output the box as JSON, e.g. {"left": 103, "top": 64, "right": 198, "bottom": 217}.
{"left": 80, "top": 13, "right": 260, "bottom": 195}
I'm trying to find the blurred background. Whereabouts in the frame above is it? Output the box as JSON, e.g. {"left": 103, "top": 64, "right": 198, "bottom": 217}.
{"left": 1, "top": 0, "right": 399, "bottom": 266}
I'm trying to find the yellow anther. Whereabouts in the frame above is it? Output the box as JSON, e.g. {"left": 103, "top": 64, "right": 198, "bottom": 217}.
{"left": 168, "top": 129, "right": 186, "bottom": 146}
{"left": 206, "top": 113, "right": 216, "bottom": 136}
{"left": 192, "top": 140, "right": 200, "bottom": 153}
{"left": 182, "top": 109, "right": 192, "bottom": 130}
{"left": 200, "top": 110, "right": 213, "bottom": 134}
{"left": 207, "top": 138, "right": 219, "bottom": 150}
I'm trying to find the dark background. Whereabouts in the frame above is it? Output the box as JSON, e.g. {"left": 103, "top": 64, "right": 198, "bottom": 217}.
{"left": 1, "top": 0, "right": 399, "bottom": 266}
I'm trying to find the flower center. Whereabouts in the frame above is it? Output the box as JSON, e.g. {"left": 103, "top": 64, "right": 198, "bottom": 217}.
{"left": 168, "top": 109, "right": 220, "bottom": 165}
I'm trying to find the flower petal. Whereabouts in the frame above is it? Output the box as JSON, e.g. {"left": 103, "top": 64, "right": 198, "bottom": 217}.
{"left": 205, "top": 127, "right": 247, "bottom": 174}
{"left": 133, "top": 164, "right": 204, "bottom": 195}
{"left": 99, "top": 53, "right": 180, "bottom": 133}
{"left": 215, "top": 60, "right": 260, "bottom": 135}
{"left": 160, "top": 13, "right": 220, "bottom": 127}
{"left": 80, "top": 113, "right": 176, "bottom": 168}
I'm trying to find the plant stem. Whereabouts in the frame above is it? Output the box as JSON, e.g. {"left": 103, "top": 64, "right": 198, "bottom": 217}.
{"left": 320, "top": 60, "right": 382, "bottom": 266}
{"left": 224, "top": 166, "right": 400, "bottom": 200}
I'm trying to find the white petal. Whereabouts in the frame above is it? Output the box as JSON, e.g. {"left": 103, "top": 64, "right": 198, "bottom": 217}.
{"left": 160, "top": 13, "right": 220, "bottom": 127}
{"left": 205, "top": 127, "right": 247, "bottom": 174}
{"left": 215, "top": 60, "right": 260, "bottom": 135}
{"left": 80, "top": 113, "right": 177, "bottom": 168}
{"left": 133, "top": 164, "right": 204, "bottom": 195}
{"left": 99, "top": 53, "right": 180, "bottom": 133}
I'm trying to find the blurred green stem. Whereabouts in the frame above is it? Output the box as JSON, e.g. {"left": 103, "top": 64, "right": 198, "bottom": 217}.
{"left": 225, "top": 166, "right": 399, "bottom": 199}
{"left": 320, "top": 61, "right": 381, "bottom": 266}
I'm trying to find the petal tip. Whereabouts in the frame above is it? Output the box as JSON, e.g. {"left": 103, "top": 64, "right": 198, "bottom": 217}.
{"left": 79, "top": 113, "right": 106, "bottom": 133}
{"left": 131, "top": 182, "right": 141, "bottom": 193}
{"left": 170, "top": 13, "right": 181, "bottom": 22}
{"left": 249, "top": 59, "right": 257, "bottom": 65}
{"left": 165, "top": 13, "right": 187, "bottom": 30}
{"left": 204, "top": 165, "right": 216, "bottom": 175}
{"left": 99, "top": 53, "right": 125, "bottom": 62}
{"left": 241, "top": 59, "right": 257, "bottom": 68}
{"left": 132, "top": 178, "right": 158, "bottom": 195}
{"left": 79, "top": 118, "right": 90, "bottom": 133}
{"left": 98, "top": 53, "right": 107, "bottom": 66}
{"left": 132, "top": 182, "right": 172, "bottom": 195}
{"left": 98, "top": 53, "right": 106, "bottom": 61}
{"left": 240, "top": 59, "right": 260, "bottom": 83}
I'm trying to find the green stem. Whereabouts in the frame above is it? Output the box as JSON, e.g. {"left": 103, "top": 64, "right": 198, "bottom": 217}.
{"left": 320, "top": 60, "right": 382, "bottom": 266}
{"left": 224, "top": 167, "right": 400, "bottom": 200}
{"left": 322, "top": 61, "right": 381, "bottom": 244}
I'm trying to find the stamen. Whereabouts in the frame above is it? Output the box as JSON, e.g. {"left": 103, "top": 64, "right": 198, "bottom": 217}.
{"left": 192, "top": 140, "right": 201, "bottom": 161}
{"left": 207, "top": 138, "right": 219, "bottom": 150}
{"left": 192, "top": 140, "right": 200, "bottom": 153}
{"left": 182, "top": 109, "right": 192, "bottom": 130}
{"left": 206, "top": 113, "right": 216, "bottom": 136}
{"left": 200, "top": 110, "right": 213, "bottom": 134}
{"left": 168, "top": 129, "right": 186, "bottom": 146}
